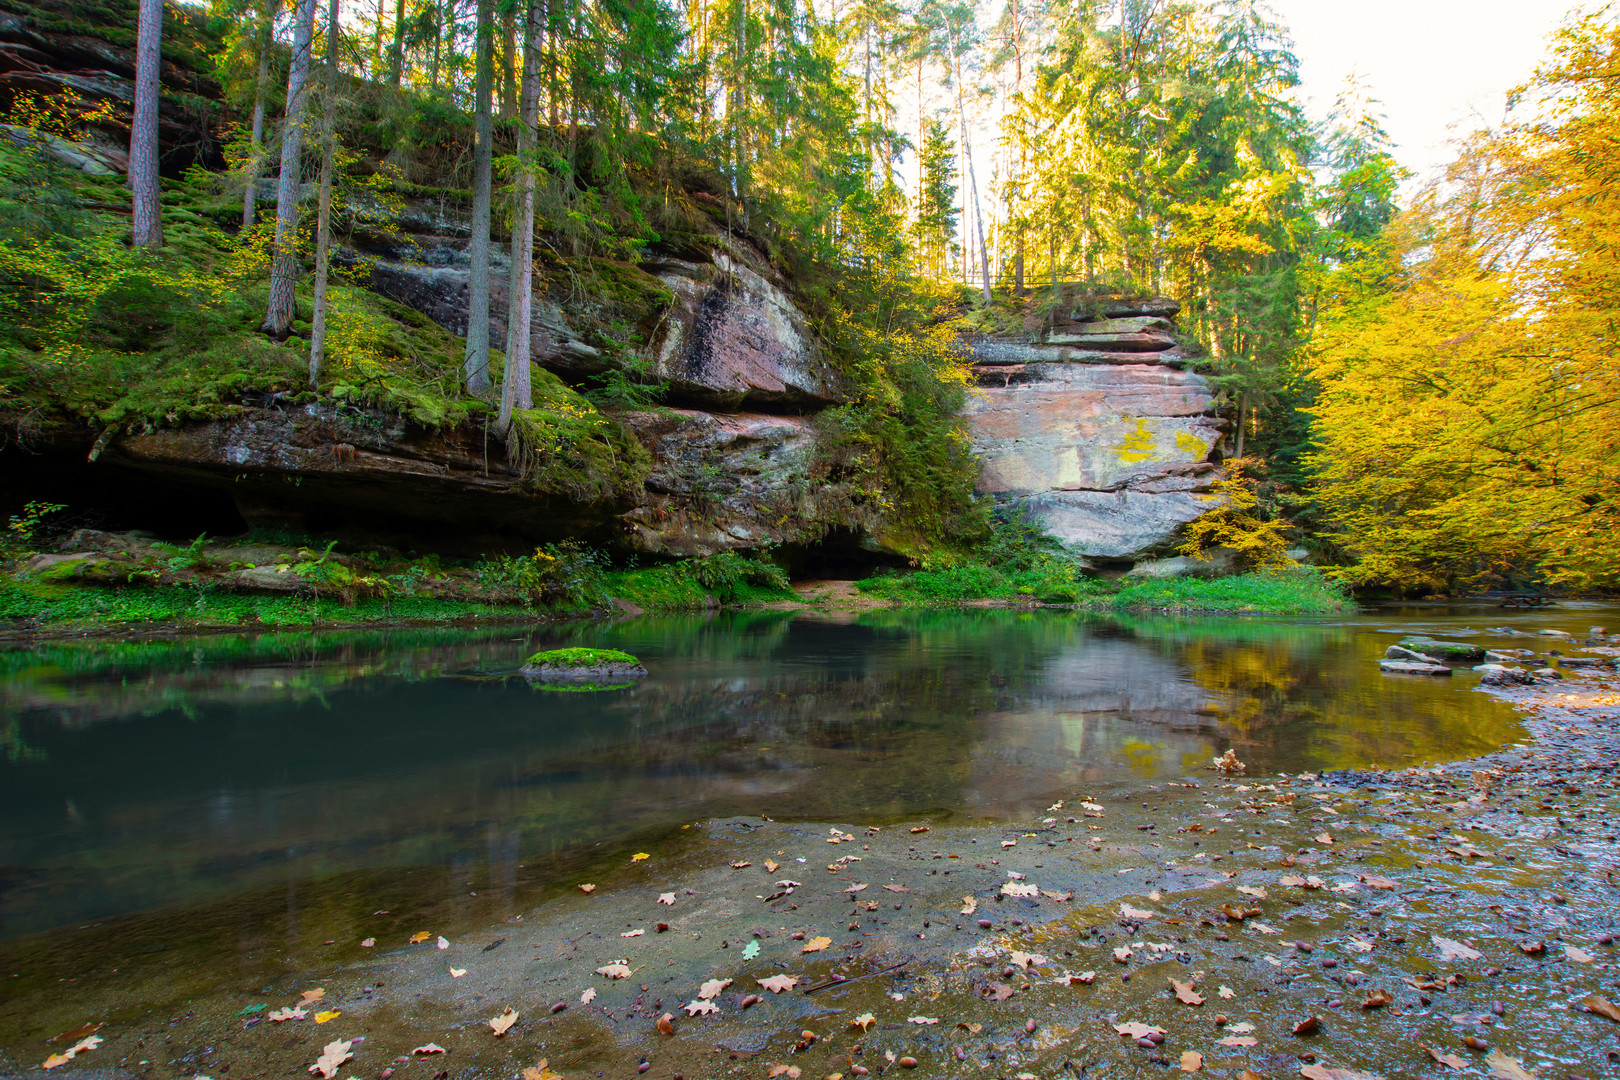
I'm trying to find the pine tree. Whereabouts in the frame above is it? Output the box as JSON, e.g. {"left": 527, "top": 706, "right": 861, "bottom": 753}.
{"left": 308, "top": 0, "right": 344, "bottom": 386}
{"left": 464, "top": 0, "right": 495, "bottom": 393}
{"left": 263, "top": 0, "right": 321, "bottom": 337}
{"left": 129, "top": 0, "right": 164, "bottom": 248}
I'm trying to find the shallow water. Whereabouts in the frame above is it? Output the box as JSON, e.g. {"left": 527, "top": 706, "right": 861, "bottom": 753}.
{"left": 8, "top": 602, "right": 1612, "bottom": 953}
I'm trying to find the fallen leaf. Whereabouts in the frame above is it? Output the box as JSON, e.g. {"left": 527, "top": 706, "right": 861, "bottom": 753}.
{"left": 268, "top": 1007, "right": 307, "bottom": 1022}
{"left": 882, "top": 884, "right": 910, "bottom": 893}
{"left": 1299, "top": 1068, "right": 1383, "bottom": 1080}
{"left": 449, "top": 967, "right": 467, "bottom": 978}
{"left": 1218, "top": 986, "right": 1236, "bottom": 999}
{"left": 1583, "top": 994, "right": 1620, "bottom": 1022}
{"left": 1114, "top": 1022, "right": 1166, "bottom": 1039}
{"left": 1010, "top": 951, "right": 1049, "bottom": 969}
{"left": 910, "top": 826, "right": 930, "bottom": 834}
{"left": 1519, "top": 940, "right": 1545, "bottom": 955}
{"left": 581, "top": 988, "right": 596, "bottom": 1004}
{"left": 1360, "top": 876, "right": 1397, "bottom": 890}
{"left": 907, "top": 1016, "right": 939, "bottom": 1025}
{"left": 1121, "top": 903, "right": 1155, "bottom": 920}
{"left": 984, "top": 982, "right": 1015, "bottom": 1001}
{"left": 731, "top": 861, "right": 751, "bottom": 868}
{"left": 960, "top": 896, "right": 978, "bottom": 915}
{"left": 698, "top": 978, "right": 733, "bottom": 1000}
{"left": 1279, "top": 875, "right": 1307, "bottom": 888}
{"left": 1434, "top": 936, "right": 1484, "bottom": 962}
{"left": 1237, "top": 886, "right": 1268, "bottom": 898}
{"left": 412, "top": 1044, "right": 446, "bottom": 1055}
{"left": 1001, "top": 882, "right": 1038, "bottom": 898}
{"left": 631, "top": 853, "right": 650, "bottom": 862}
{"left": 1180, "top": 1050, "right": 1203, "bottom": 1073}
{"left": 844, "top": 883, "right": 868, "bottom": 893}
{"left": 489, "top": 1007, "right": 519, "bottom": 1036}
{"left": 1067, "top": 971, "right": 1096, "bottom": 985}
{"left": 1222, "top": 904, "right": 1262, "bottom": 921}
{"left": 41, "top": 1036, "right": 103, "bottom": 1070}
{"left": 436, "top": 936, "right": 449, "bottom": 950}
{"left": 300, "top": 988, "right": 327, "bottom": 1004}
{"left": 850, "top": 1013, "right": 876, "bottom": 1032}
{"left": 656, "top": 1013, "right": 675, "bottom": 1035}
{"left": 596, "top": 963, "right": 633, "bottom": 979}
{"left": 802, "top": 936, "right": 831, "bottom": 953}
{"left": 1293, "top": 1016, "right": 1321, "bottom": 1036}
{"left": 1001, "top": 840, "right": 1017, "bottom": 848}
{"left": 410, "top": 932, "right": 432, "bottom": 943}
{"left": 360, "top": 938, "right": 375, "bottom": 948}
{"left": 308, "top": 1039, "right": 353, "bottom": 1079}
{"left": 1171, "top": 979, "right": 1205, "bottom": 1005}
{"left": 1219, "top": 1036, "right": 1258, "bottom": 1047}
{"left": 1113, "top": 947, "right": 1132, "bottom": 963}
{"left": 1564, "top": 945, "right": 1594, "bottom": 963}
{"left": 621, "top": 929, "right": 644, "bottom": 938}
{"left": 1484, "top": 1051, "right": 1539, "bottom": 1080}
{"left": 766, "top": 1067, "right": 801, "bottom": 1079}
{"left": 45, "top": 1024, "right": 102, "bottom": 1045}
{"left": 683, "top": 999, "right": 720, "bottom": 1017}
{"left": 742, "top": 940, "right": 760, "bottom": 959}
{"left": 1315, "top": 833, "right": 1334, "bottom": 845}
{"left": 313, "top": 1011, "right": 341, "bottom": 1024}
{"left": 1228, "top": 1022, "right": 1256, "bottom": 1033}
{"left": 658, "top": 892, "right": 675, "bottom": 905}
{"left": 758, "top": 975, "right": 799, "bottom": 993}
{"left": 1424, "top": 1046, "right": 1469, "bottom": 1070}
{"left": 522, "top": 1059, "right": 563, "bottom": 1080}
{"left": 578, "top": 884, "right": 596, "bottom": 894}
{"left": 764, "top": 859, "right": 780, "bottom": 872}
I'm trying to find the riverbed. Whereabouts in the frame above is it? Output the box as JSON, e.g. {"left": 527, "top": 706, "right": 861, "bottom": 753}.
{"left": 1, "top": 603, "right": 1616, "bottom": 1078}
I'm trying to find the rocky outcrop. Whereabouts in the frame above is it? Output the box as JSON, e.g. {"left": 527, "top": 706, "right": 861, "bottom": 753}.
{"left": 964, "top": 297, "right": 1227, "bottom": 563}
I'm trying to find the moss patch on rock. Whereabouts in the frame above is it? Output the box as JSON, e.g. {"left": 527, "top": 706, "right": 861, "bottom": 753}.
{"left": 520, "top": 647, "right": 647, "bottom": 688}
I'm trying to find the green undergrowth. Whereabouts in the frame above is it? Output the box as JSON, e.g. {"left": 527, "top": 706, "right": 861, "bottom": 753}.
{"left": 0, "top": 137, "right": 644, "bottom": 500}
{"left": 856, "top": 565, "right": 1352, "bottom": 615}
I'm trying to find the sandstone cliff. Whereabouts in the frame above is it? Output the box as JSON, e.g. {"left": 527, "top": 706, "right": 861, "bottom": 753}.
{"left": 963, "top": 299, "right": 1227, "bottom": 565}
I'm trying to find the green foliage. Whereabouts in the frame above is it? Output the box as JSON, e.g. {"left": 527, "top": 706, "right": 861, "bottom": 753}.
{"left": 4, "top": 501, "right": 65, "bottom": 557}
{"left": 676, "top": 552, "right": 790, "bottom": 602}
{"left": 477, "top": 540, "right": 612, "bottom": 610}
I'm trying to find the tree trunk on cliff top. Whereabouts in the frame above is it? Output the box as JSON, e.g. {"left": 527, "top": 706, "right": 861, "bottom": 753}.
{"left": 464, "top": 0, "right": 495, "bottom": 394}
{"left": 308, "top": 0, "right": 342, "bottom": 387}
{"left": 241, "top": 0, "right": 280, "bottom": 230}
{"left": 500, "top": 0, "right": 539, "bottom": 431}
{"left": 263, "top": 0, "right": 319, "bottom": 337}
{"left": 129, "top": 0, "right": 163, "bottom": 248}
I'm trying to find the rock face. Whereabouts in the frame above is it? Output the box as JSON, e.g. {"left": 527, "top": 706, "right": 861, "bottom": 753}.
{"left": 964, "top": 297, "right": 1227, "bottom": 562}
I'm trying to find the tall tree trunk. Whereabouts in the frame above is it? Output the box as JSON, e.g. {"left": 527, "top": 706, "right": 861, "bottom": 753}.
{"left": 949, "top": 44, "right": 990, "bottom": 303}
{"left": 129, "top": 0, "right": 164, "bottom": 248}
{"left": 390, "top": 0, "right": 406, "bottom": 85}
{"left": 464, "top": 0, "right": 494, "bottom": 393}
{"left": 241, "top": 0, "right": 277, "bottom": 230}
{"left": 309, "top": 0, "right": 342, "bottom": 387}
{"left": 500, "top": 0, "right": 540, "bottom": 430}
{"left": 263, "top": 0, "right": 319, "bottom": 337}
{"left": 499, "top": 7, "right": 516, "bottom": 117}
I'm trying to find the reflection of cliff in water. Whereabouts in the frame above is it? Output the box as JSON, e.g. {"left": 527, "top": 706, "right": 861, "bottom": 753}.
{"left": 0, "top": 610, "right": 1517, "bottom": 938}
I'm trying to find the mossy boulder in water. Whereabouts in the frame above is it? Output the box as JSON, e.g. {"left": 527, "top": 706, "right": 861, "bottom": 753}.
{"left": 520, "top": 647, "right": 647, "bottom": 687}
{"left": 1398, "top": 638, "right": 1486, "bottom": 663}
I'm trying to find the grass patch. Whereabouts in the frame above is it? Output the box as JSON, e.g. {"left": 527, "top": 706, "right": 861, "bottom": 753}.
{"left": 857, "top": 564, "right": 1352, "bottom": 615}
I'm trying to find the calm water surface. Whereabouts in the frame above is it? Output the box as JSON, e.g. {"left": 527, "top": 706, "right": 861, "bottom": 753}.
{"left": 2, "top": 603, "right": 1608, "bottom": 950}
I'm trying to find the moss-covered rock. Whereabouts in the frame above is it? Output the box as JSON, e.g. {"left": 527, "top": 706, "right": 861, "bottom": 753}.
{"left": 520, "top": 647, "right": 647, "bottom": 687}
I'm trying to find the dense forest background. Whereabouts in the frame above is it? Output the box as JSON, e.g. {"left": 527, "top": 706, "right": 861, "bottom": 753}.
{"left": 1, "top": 0, "right": 1616, "bottom": 595}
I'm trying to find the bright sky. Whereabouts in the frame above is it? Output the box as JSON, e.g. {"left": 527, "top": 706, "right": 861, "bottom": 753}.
{"left": 1271, "top": 0, "right": 1580, "bottom": 196}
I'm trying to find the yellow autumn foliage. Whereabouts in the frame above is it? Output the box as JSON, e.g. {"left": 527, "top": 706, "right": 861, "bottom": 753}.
{"left": 1306, "top": 10, "right": 1620, "bottom": 592}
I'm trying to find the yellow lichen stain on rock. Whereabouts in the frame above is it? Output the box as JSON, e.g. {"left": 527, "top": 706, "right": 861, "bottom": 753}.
{"left": 1113, "top": 418, "right": 1159, "bottom": 464}
{"left": 1175, "top": 429, "right": 1208, "bottom": 457}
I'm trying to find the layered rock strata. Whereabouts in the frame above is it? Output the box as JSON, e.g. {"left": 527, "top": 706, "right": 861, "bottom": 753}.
{"left": 963, "top": 300, "right": 1226, "bottom": 564}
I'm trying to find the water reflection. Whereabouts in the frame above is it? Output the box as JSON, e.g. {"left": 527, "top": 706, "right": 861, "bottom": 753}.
{"left": 0, "top": 607, "right": 1534, "bottom": 940}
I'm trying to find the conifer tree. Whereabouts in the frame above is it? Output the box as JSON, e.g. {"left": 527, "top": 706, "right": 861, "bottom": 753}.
{"left": 129, "top": 0, "right": 164, "bottom": 248}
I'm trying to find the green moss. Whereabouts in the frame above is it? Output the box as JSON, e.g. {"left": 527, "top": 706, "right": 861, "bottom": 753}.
{"left": 523, "top": 647, "right": 642, "bottom": 668}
